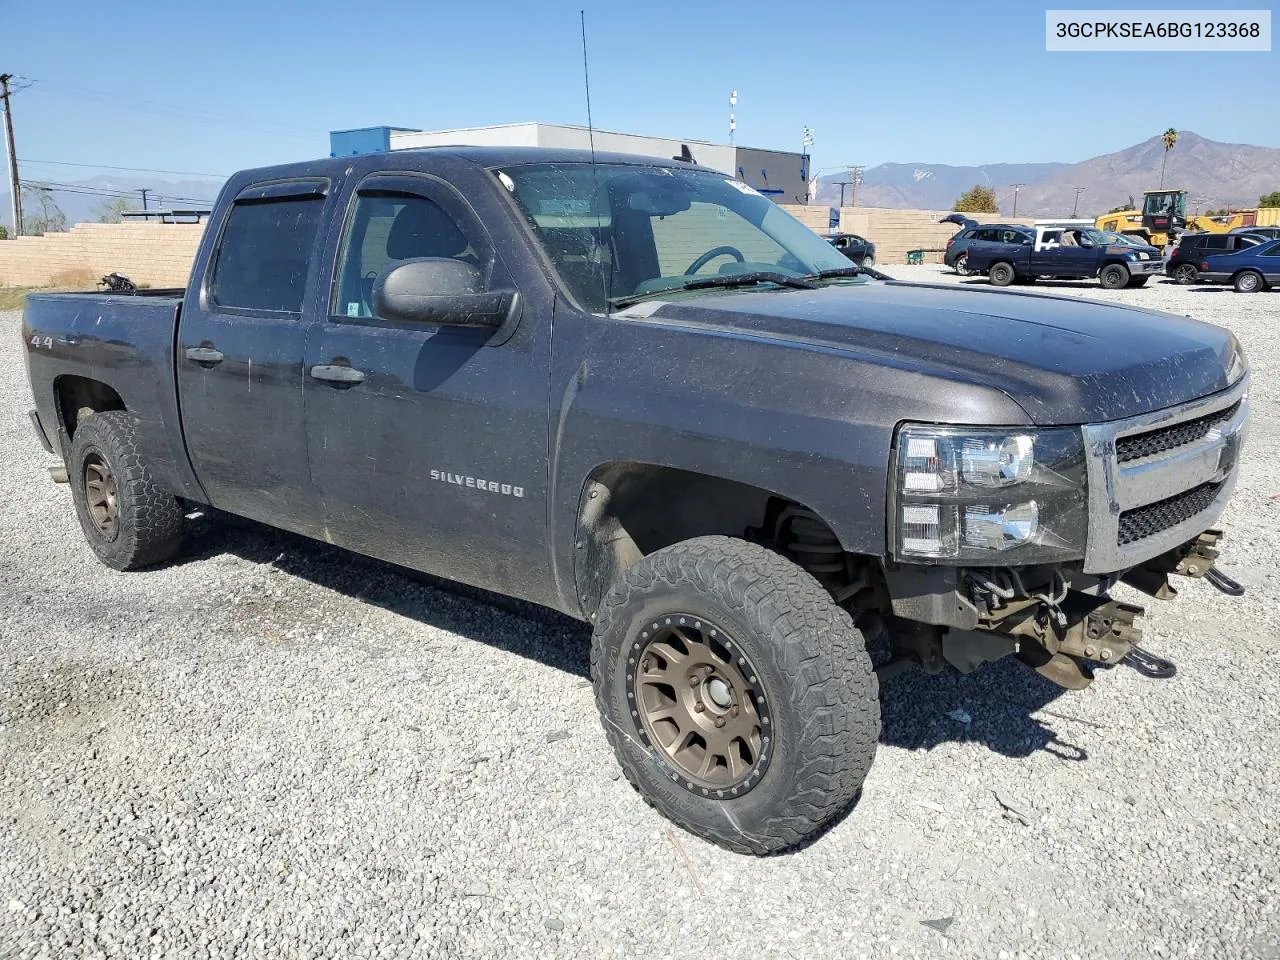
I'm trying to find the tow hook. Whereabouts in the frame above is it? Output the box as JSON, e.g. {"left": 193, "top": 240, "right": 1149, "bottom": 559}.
{"left": 1124, "top": 645, "right": 1177, "bottom": 679}
{"left": 1204, "top": 567, "right": 1245, "bottom": 597}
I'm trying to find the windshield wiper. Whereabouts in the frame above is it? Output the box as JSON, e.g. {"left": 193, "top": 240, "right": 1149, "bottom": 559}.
{"left": 682, "top": 271, "right": 817, "bottom": 292}
{"left": 610, "top": 271, "right": 816, "bottom": 309}
{"left": 803, "top": 265, "right": 895, "bottom": 282}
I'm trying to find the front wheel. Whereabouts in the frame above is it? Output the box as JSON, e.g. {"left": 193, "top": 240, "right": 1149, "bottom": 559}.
{"left": 68, "top": 411, "right": 184, "bottom": 570}
{"left": 861, "top": 254, "right": 876, "bottom": 270}
{"left": 1099, "top": 263, "right": 1130, "bottom": 289}
{"left": 988, "top": 262, "right": 1015, "bottom": 286}
{"left": 1234, "top": 270, "right": 1264, "bottom": 293}
{"left": 591, "top": 536, "right": 879, "bottom": 854}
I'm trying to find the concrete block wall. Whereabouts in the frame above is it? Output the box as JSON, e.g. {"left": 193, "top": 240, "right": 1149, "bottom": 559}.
{"left": 780, "top": 204, "right": 1035, "bottom": 265}
{"left": 0, "top": 223, "right": 206, "bottom": 288}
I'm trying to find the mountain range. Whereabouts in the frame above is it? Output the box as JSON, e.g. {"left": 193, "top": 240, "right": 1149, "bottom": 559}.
{"left": 2, "top": 132, "right": 1277, "bottom": 229}
{"left": 816, "top": 132, "right": 1280, "bottom": 217}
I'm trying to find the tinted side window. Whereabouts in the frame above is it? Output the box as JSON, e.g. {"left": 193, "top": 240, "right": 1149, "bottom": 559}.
{"left": 1202, "top": 235, "right": 1229, "bottom": 250}
{"left": 210, "top": 196, "right": 325, "bottom": 313}
{"left": 1262, "top": 241, "right": 1280, "bottom": 257}
{"left": 333, "top": 192, "right": 482, "bottom": 319}
{"left": 961, "top": 229, "right": 977, "bottom": 240}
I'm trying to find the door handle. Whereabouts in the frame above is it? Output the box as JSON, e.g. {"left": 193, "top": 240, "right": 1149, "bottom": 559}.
{"left": 184, "top": 346, "right": 224, "bottom": 366}
{"left": 310, "top": 364, "right": 366, "bottom": 386}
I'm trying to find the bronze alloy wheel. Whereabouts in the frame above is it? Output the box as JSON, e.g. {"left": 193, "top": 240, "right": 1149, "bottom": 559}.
{"left": 83, "top": 453, "right": 119, "bottom": 539}
{"left": 627, "top": 615, "right": 772, "bottom": 797}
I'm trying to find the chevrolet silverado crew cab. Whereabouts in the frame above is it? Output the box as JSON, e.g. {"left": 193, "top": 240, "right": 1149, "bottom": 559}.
{"left": 22, "top": 147, "right": 1249, "bottom": 854}
{"left": 966, "top": 225, "right": 1165, "bottom": 289}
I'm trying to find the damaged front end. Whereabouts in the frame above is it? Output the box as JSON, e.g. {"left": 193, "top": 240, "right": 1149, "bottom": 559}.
{"left": 878, "top": 373, "right": 1249, "bottom": 689}
{"left": 880, "top": 527, "right": 1244, "bottom": 690}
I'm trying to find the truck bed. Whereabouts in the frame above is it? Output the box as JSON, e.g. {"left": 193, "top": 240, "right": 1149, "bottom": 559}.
{"left": 22, "top": 291, "right": 205, "bottom": 502}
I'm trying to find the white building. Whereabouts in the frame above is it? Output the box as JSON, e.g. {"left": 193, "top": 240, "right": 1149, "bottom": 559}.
{"left": 380, "top": 123, "right": 809, "bottom": 205}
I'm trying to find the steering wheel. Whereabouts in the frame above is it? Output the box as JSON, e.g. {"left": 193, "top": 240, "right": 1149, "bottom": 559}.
{"left": 684, "top": 245, "right": 745, "bottom": 275}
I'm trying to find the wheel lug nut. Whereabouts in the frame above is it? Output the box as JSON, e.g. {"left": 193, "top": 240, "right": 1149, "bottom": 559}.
{"left": 689, "top": 675, "right": 700, "bottom": 687}
{"left": 730, "top": 705, "right": 739, "bottom": 717}
{"left": 714, "top": 717, "right": 726, "bottom": 728}
{"left": 694, "top": 702, "right": 705, "bottom": 713}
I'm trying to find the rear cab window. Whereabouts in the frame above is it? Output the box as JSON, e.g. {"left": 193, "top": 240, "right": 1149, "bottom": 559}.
{"left": 208, "top": 180, "right": 327, "bottom": 314}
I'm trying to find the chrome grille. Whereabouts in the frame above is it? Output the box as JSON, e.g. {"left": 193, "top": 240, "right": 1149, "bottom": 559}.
{"left": 1115, "top": 401, "right": 1240, "bottom": 463}
{"left": 1117, "top": 481, "right": 1224, "bottom": 545}
{"left": 1082, "top": 378, "right": 1248, "bottom": 573}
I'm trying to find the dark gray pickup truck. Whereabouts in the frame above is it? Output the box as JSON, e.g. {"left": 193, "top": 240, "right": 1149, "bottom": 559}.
{"left": 22, "top": 147, "right": 1250, "bottom": 854}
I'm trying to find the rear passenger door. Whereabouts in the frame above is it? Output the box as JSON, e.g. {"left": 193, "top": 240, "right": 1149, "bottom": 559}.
{"left": 177, "top": 179, "right": 331, "bottom": 538}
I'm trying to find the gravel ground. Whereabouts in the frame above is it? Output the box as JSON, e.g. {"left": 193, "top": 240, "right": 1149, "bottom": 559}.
{"left": 1, "top": 272, "right": 1278, "bottom": 959}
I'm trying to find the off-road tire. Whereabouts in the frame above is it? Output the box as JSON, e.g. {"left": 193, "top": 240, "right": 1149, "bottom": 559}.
{"left": 591, "top": 535, "right": 879, "bottom": 854}
{"left": 988, "top": 262, "right": 1015, "bottom": 287}
{"left": 1234, "top": 270, "right": 1264, "bottom": 293}
{"left": 1173, "top": 263, "right": 1199, "bottom": 284}
{"left": 69, "top": 411, "right": 184, "bottom": 570}
{"left": 1099, "top": 263, "right": 1130, "bottom": 289}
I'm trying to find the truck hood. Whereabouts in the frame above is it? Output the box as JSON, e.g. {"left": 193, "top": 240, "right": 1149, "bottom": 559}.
{"left": 629, "top": 281, "right": 1242, "bottom": 425}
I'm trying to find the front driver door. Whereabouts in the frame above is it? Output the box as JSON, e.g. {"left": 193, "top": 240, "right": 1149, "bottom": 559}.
{"left": 303, "top": 171, "right": 555, "bottom": 605}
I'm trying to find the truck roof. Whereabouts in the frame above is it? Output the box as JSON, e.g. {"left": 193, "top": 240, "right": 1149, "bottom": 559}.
{"left": 234, "top": 146, "right": 689, "bottom": 183}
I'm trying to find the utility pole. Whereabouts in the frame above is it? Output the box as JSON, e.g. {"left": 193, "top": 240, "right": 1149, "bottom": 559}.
{"left": 1071, "top": 186, "right": 1086, "bottom": 218}
{"left": 139, "top": 188, "right": 151, "bottom": 216}
{"left": 849, "top": 165, "right": 863, "bottom": 208}
{"left": 835, "top": 181, "right": 852, "bottom": 206}
{"left": 1011, "top": 183, "right": 1024, "bottom": 218}
{"left": 0, "top": 74, "right": 23, "bottom": 237}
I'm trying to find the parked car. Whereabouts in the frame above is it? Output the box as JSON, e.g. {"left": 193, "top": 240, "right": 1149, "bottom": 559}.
{"left": 965, "top": 225, "right": 1164, "bottom": 288}
{"left": 1101, "top": 231, "right": 1150, "bottom": 247}
{"left": 945, "top": 223, "right": 1034, "bottom": 274}
{"left": 22, "top": 146, "right": 1249, "bottom": 854}
{"left": 1199, "top": 237, "right": 1280, "bottom": 292}
{"left": 826, "top": 232, "right": 876, "bottom": 268}
{"left": 1229, "top": 225, "right": 1280, "bottom": 241}
{"left": 1166, "top": 231, "right": 1266, "bottom": 284}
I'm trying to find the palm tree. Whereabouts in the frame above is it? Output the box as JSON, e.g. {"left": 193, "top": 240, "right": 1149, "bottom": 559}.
{"left": 1159, "top": 128, "right": 1178, "bottom": 188}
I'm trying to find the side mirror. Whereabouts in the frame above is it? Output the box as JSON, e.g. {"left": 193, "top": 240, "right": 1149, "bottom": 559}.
{"left": 372, "top": 258, "right": 514, "bottom": 328}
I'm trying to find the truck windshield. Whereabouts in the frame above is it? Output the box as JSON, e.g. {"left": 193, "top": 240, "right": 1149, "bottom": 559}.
{"left": 497, "top": 162, "right": 855, "bottom": 312}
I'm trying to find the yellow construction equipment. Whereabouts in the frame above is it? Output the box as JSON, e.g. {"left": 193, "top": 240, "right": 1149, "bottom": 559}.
{"left": 1096, "top": 190, "right": 1278, "bottom": 247}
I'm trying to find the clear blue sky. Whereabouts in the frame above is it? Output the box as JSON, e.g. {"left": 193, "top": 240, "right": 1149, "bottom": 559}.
{"left": 6, "top": 0, "right": 1278, "bottom": 183}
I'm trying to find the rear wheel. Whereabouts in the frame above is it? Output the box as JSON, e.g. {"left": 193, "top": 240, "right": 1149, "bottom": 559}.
{"left": 68, "top": 411, "right": 184, "bottom": 570}
{"left": 988, "top": 262, "right": 1015, "bottom": 287}
{"left": 591, "top": 536, "right": 879, "bottom": 854}
{"left": 1173, "top": 262, "right": 1199, "bottom": 284}
{"left": 953, "top": 253, "right": 969, "bottom": 275}
{"left": 1234, "top": 270, "right": 1264, "bottom": 293}
{"left": 1099, "top": 263, "right": 1130, "bottom": 289}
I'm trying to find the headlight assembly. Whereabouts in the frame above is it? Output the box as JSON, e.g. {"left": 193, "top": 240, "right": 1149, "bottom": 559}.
{"left": 891, "top": 424, "right": 1088, "bottom": 564}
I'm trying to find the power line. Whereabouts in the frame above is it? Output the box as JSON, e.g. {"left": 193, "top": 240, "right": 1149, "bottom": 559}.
{"left": 19, "top": 158, "right": 228, "bottom": 178}
{"left": 19, "top": 179, "right": 212, "bottom": 206}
